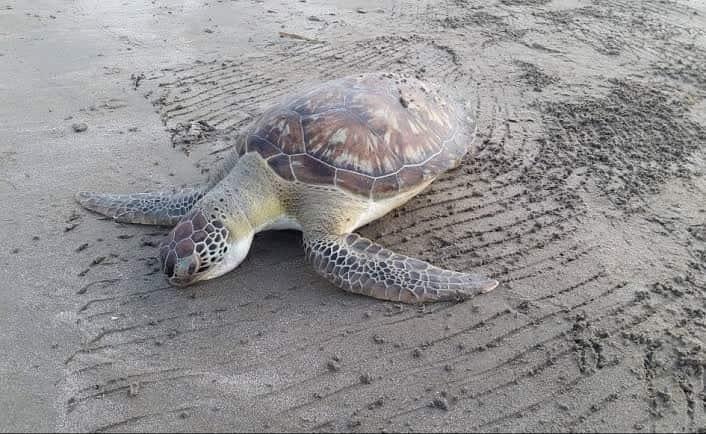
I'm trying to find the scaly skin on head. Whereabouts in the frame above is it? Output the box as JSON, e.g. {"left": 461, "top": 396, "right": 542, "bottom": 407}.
{"left": 160, "top": 208, "right": 225, "bottom": 286}
{"left": 159, "top": 202, "right": 257, "bottom": 286}
{"left": 159, "top": 183, "right": 255, "bottom": 286}
{"left": 159, "top": 155, "right": 282, "bottom": 287}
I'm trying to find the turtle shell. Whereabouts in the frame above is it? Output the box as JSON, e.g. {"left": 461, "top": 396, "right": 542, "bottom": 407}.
{"left": 242, "top": 72, "right": 476, "bottom": 199}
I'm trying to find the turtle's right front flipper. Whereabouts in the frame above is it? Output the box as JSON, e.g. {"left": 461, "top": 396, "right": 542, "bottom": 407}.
{"left": 75, "top": 187, "right": 207, "bottom": 226}
{"left": 304, "top": 232, "right": 498, "bottom": 304}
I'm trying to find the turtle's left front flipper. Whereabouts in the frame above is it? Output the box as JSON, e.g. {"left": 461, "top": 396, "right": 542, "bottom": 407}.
{"left": 303, "top": 232, "right": 498, "bottom": 303}
{"left": 75, "top": 187, "right": 207, "bottom": 226}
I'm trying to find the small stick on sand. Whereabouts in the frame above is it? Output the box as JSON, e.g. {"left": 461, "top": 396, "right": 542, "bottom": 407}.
{"left": 278, "top": 31, "right": 321, "bottom": 43}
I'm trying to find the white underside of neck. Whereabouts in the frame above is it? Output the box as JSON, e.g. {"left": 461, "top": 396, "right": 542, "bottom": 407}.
{"left": 260, "top": 214, "right": 303, "bottom": 231}
{"left": 201, "top": 232, "right": 254, "bottom": 280}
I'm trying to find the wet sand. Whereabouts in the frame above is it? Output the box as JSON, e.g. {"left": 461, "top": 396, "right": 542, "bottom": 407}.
{"left": 1, "top": 0, "right": 705, "bottom": 431}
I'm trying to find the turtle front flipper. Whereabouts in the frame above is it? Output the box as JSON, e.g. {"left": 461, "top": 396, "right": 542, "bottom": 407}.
{"left": 303, "top": 233, "right": 498, "bottom": 303}
{"left": 75, "top": 187, "right": 207, "bottom": 226}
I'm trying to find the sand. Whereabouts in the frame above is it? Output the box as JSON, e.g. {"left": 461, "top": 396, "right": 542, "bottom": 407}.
{"left": 1, "top": 0, "right": 705, "bottom": 431}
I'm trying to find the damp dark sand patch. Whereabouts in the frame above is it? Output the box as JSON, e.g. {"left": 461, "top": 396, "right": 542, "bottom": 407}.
{"left": 438, "top": 10, "right": 504, "bottom": 30}
{"left": 539, "top": 80, "right": 706, "bottom": 208}
{"left": 515, "top": 60, "right": 558, "bottom": 92}
{"left": 537, "top": 2, "right": 689, "bottom": 58}
{"left": 499, "top": 0, "right": 551, "bottom": 6}
{"left": 436, "top": 9, "right": 528, "bottom": 45}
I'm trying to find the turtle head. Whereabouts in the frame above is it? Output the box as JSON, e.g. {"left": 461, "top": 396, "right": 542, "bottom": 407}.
{"left": 159, "top": 208, "right": 253, "bottom": 287}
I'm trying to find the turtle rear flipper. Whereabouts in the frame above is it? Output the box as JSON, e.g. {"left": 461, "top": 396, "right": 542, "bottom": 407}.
{"left": 303, "top": 232, "right": 498, "bottom": 304}
{"left": 75, "top": 187, "right": 207, "bottom": 226}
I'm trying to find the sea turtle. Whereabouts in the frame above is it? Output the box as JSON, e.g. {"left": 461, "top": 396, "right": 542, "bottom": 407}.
{"left": 76, "top": 72, "right": 498, "bottom": 303}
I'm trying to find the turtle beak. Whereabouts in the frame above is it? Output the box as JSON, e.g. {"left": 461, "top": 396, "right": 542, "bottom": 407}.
{"left": 161, "top": 243, "right": 200, "bottom": 287}
{"left": 167, "top": 256, "right": 199, "bottom": 287}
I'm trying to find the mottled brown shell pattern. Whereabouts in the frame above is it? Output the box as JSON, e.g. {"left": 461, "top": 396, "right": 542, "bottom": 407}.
{"left": 242, "top": 72, "right": 475, "bottom": 199}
